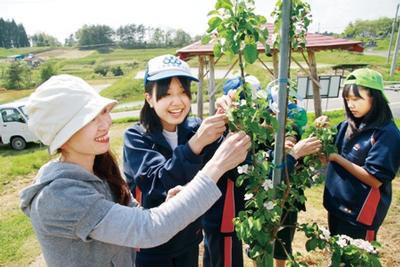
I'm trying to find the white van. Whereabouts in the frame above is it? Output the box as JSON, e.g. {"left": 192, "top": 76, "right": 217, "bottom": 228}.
{"left": 0, "top": 101, "right": 39, "bottom": 150}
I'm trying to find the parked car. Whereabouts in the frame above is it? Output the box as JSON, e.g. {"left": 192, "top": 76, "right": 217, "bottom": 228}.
{"left": 0, "top": 101, "right": 39, "bottom": 150}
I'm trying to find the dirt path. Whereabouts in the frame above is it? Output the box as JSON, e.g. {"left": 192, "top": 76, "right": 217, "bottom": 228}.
{"left": 35, "top": 49, "right": 94, "bottom": 60}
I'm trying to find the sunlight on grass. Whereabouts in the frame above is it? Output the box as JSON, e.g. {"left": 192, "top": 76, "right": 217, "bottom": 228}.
{"left": 0, "top": 211, "right": 37, "bottom": 265}
{"left": 0, "top": 89, "right": 35, "bottom": 104}
{"left": 0, "top": 145, "right": 50, "bottom": 194}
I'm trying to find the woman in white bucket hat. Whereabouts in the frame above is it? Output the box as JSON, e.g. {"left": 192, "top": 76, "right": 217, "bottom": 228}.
{"left": 19, "top": 74, "right": 250, "bottom": 267}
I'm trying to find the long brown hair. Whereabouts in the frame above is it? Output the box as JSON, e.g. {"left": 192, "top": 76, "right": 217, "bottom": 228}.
{"left": 94, "top": 151, "right": 131, "bottom": 206}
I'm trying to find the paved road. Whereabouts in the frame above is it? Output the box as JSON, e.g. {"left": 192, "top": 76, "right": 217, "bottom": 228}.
{"left": 296, "top": 89, "right": 400, "bottom": 119}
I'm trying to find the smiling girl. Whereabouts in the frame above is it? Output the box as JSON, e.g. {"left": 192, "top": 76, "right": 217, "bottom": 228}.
{"left": 322, "top": 68, "right": 400, "bottom": 244}
{"left": 20, "top": 74, "right": 250, "bottom": 267}
{"left": 123, "top": 55, "right": 228, "bottom": 267}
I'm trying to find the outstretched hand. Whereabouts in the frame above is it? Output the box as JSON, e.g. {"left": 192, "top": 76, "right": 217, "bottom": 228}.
{"left": 189, "top": 114, "right": 227, "bottom": 155}
{"left": 202, "top": 131, "right": 251, "bottom": 182}
{"left": 215, "top": 91, "right": 235, "bottom": 114}
{"left": 315, "top": 115, "right": 329, "bottom": 128}
{"left": 290, "top": 137, "right": 322, "bottom": 160}
{"left": 165, "top": 185, "right": 184, "bottom": 201}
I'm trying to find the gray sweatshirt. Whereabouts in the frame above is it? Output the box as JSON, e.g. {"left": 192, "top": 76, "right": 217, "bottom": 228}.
{"left": 20, "top": 161, "right": 221, "bottom": 267}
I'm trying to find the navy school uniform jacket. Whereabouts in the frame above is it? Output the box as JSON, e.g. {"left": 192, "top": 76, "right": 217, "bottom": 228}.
{"left": 123, "top": 117, "right": 220, "bottom": 258}
{"left": 202, "top": 148, "right": 299, "bottom": 233}
{"left": 323, "top": 120, "right": 400, "bottom": 230}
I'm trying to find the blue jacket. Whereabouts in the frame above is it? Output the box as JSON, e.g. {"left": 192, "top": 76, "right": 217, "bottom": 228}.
{"left": 323, "top": 120, "right": 400, "bottom": 230}
{"left": 203, "top": 147, "right": 298, "bottom": 233}
{"left": 123, "top": 117, "right": 218, "bottom": 258}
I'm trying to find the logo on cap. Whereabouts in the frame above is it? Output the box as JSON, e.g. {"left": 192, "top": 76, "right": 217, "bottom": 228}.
{"left": 162, "top": 56, "right": 182, "bottom": 67}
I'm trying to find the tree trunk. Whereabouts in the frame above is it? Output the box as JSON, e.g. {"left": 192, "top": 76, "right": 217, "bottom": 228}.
{"left": 307, "top": 50, "right": 322, "bottom": 118}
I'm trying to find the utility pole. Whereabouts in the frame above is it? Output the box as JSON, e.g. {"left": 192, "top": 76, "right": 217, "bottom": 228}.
{"left": 387, "top": 4, "right": 399, "bottom": 64}
{"left": 272, "top": 0, "right": 291, "bottom": 187}
{"left": 390, "top": 10, "right": 400, "bottom": 77}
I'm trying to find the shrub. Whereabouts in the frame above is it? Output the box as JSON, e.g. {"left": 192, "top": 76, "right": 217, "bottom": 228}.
{"left": 94, "top": 64, "right": 109, "bottom": 76}
{"left": 4, "top": 62, "right": 31, "bottom": 90}
{"left": 39, "top": 63, "right": 57, "bottom": 83}
{"left": 111, "top": 66, "right": 124, "bottom": 76}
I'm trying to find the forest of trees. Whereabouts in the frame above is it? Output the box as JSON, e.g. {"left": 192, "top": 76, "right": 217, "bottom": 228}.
{"left": 31, "top": 32, "right": 61, "bottom": 47}
{"left": 342, "top": 17, "right": 397, "bottom": 40}
{"left": 0, "top": 18, "right": 30, "bottom": 48}
{"left": 0, "top": 18, "right": 195, "bottom": 49}
{"left": 74, "top": 24, "right": 195, "bottom": 49}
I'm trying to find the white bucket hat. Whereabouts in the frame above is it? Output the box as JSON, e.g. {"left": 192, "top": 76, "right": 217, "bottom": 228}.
{"left": 26, "top": 74, "right": 117, "bottom": 154}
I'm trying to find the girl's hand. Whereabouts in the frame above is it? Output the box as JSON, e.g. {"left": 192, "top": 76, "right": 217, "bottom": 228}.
{"left": 319, "top": 153, "right": 328, "bottom": 164}
{"left": 327, "top": 153, "right": 338, "bottom": 162}
{"left": 202, "top": 131, "right": 251, "bottom": 182}
{"left": 289, "top": 137, "right": 321, "bottom": 160}
{"left": 315, "top": 115, "right": 329, "bottom": 128}
{"left": 285, "top": 136, "right": 297, "bottom": 151}
{"left": 165, "top": 185, "right": 184, "bottom": 201}
{"left": 189, "top": 114, "right": 227, "bottom": 154}
{"left": 216, "top": 93, "right": 234, "bottom": 114}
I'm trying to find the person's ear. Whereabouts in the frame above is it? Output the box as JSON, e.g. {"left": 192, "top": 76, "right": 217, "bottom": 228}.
{"left": 145, "top": 93, "right": 154, "bottom": 108}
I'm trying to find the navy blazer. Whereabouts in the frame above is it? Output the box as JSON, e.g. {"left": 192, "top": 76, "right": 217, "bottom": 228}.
{"left": 324, "top": 120, "right": 400, "bottom": 230}
{"left": 123, "top": 117, "right": 218, "bottom": 258}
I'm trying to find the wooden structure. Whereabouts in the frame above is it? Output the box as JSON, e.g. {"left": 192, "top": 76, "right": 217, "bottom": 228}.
{"left": 176, "top": 23, "right": 363, "bottom": 118}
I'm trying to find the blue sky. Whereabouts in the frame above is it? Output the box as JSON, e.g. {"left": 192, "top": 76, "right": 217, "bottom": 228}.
{"left": 0, "top": 0, "right": 398, "bottom": 42}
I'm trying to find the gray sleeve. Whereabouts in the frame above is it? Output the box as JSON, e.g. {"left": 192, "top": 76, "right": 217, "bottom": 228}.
{"left": 32, "top": 178, "right": 114, "bottom": 241}
{"left": 89, "top": 171, "right": 221, "bottom": 248}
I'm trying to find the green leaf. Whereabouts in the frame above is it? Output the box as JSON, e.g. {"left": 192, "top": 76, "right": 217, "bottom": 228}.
{"left": 305, "top": 238, "right": 318, "bottom": 251}
{"left": 262, "top": 252, "right": 274, "bottom": 267}
{"left": 207, "top": 10, "right": 220, "bottom": 16}
{"left": 243, "top": 44, "right": 258, "bottom": 64}
{"left": 331, "top": 251, "right": 342, "bottom": 267}
{"left": 213, "top": 43, "right": 222, "bottom": 57}
{"left": 201, "top": 35, "right": 211, "bottom": 44}
{"left": 208, "top": 16, "right": 223, "bottom": 31}
{"left": 215, "top": 0, "right": 233, "bottom": 10}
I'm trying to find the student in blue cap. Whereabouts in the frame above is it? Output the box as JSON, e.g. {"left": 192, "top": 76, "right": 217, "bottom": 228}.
{"left": 321, "top": 69, "right": 400, "bottom": 248}
{"left": 123, "top": 55, "right": 231, "bottom": 267}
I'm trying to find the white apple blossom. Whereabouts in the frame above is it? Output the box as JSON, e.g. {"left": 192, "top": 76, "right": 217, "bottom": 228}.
{"left": 244, "top": 193, "right": 253, "bottom": 201}
{"left": 336, "top": 235, "right": 351, "bottom": 248}
{"left": 319, "top": 226, "right": 331, "bottom": 241}
{"left": 237, "top": 164, "right": 249, "bottom": 174}
{"left": 262, "top": 180, "right": 273, "bottom": 191}
{"left": 350, "top": 239, "right": 377, "bottom": 254}
{"left": 263, "top": 201, "right": 275, "bottom": 210}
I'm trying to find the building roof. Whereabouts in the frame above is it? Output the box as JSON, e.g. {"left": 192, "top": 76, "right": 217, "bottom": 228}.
{"left": 177, "top": 23, "right": 363, "bottom": 60}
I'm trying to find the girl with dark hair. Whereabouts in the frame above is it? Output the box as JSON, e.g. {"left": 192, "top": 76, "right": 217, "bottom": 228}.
{"left": 321, "top": 68, "right": 400, "bottom": 246}
{"left": 123, "top": 55, "right": 228, "bottom": 267}
{"left": 20, "top": 74, "right": 251, "bottom": 267}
